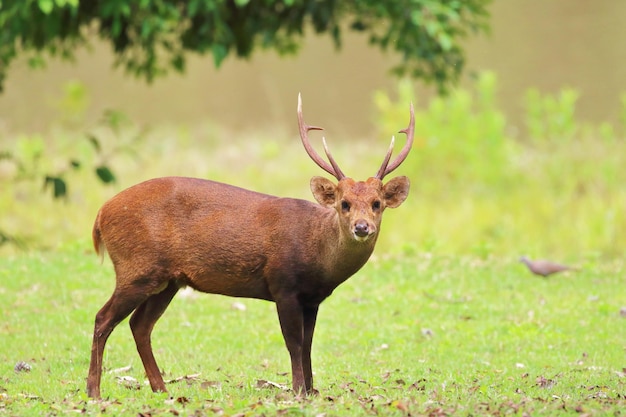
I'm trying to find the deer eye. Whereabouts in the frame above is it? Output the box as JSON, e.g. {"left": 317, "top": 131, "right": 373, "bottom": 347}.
{"left": 372, "top": 200, "right": 381, "bottom": 211}
{"left": 341, "top": 200, "right": 351, "bottom": 212}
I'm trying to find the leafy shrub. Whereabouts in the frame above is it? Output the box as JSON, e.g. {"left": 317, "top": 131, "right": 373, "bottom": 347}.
{"left": 524, "top": 87, "right": 580, "bottom": 142}
{"left": 373, "top": 73, "right": 626, "bottom": 259}
{"left": 374, "top": 72, "right": 516, "bottom": 195}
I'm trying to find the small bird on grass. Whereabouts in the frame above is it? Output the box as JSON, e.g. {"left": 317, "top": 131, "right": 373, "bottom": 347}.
{"left": 519, "top": 256, "right": 573, "bottom": 277}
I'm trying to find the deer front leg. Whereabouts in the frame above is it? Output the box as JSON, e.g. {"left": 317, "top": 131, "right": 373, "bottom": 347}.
{"left": 302, "top": 305, "right": 319, "bottom": 393}
{"left": 276, "top": 295, "right": 306, "bottom": 394}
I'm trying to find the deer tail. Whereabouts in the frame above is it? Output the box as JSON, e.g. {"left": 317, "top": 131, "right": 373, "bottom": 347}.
{"left": 92, "top": 210, "right": 106, "bottom": 262}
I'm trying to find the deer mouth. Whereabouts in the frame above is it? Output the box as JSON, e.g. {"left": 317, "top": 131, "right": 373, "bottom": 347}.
{"left": 353, "top": 233, "right": 373, "bottom": 242}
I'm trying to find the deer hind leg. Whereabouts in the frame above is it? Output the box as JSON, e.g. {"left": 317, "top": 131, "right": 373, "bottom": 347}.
{"left": 129, "top": 281, "right": 179, "bottom": 393}
{"left": 87, "top": 285, "right": 151, "bottom": 399}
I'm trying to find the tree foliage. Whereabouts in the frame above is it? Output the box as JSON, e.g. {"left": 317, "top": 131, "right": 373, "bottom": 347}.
{"left": 0, "top": 0, "right": 491, "bottom": 93}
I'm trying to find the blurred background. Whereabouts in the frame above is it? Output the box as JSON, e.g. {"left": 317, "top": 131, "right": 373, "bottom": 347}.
{"left": 1, "top": 0, "right": 625, "bottom": 259}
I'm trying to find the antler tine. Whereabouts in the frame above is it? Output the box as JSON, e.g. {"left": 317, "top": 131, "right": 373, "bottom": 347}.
{"left": 375, "top": 102, "right": 415, "bottom": 180}
{"left": 297, "top": 93, "right": 345, "bottom": 180}
{"left": 374, "top": 136, "right": 395, "bottom": 180}
{"left": 322, "top": 137, "right": 346, "bottom": 180}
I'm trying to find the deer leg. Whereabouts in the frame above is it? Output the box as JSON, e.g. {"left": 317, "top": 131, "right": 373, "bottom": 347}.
{"left": 129, "top": 281, "right": 179, "bottom": 393}
{"left": 302, "top": 305, "right": 319, "bottom": 393}
{"left": 87, "top": 288, "right": 150, "bottom": 399}
{"left": 276, "top": 295, "right": 305, "bottom": 394}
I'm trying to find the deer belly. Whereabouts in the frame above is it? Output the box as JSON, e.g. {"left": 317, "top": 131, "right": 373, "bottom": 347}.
{"left": 182, "top": 253, "right": 272, "bottom": 300}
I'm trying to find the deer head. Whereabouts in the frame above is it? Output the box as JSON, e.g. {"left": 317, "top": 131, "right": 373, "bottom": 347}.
{"left": 297, "top": 94, "right": 414, "bottom": 243}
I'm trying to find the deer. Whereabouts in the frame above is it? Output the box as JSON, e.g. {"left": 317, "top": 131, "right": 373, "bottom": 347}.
{"left": 86, "top": 94, "right": 414, "bottom": 399}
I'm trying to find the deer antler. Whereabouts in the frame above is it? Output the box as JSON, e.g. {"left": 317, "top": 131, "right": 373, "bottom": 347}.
{"left": 297, "top": 94, "right": 346, "bottom": 180}
{"left": 374, "top": 103, "right": 415, "bottom": 180}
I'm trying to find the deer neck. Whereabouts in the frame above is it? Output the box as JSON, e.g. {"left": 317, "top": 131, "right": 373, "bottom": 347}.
{"left": 320, "top": 211, "right": 378, "bottom": 282}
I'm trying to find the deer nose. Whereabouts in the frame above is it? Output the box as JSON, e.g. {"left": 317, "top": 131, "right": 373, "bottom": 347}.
{"left": 354, "top": 221, "right": 369, "bottom": 237}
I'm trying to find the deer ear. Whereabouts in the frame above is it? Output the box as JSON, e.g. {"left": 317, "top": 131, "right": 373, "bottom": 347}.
{"left": 383, "top": 176, "right": 410, "bottom": 208}
{"left": 310, "top": 176, "right": 337, "bottom": 207}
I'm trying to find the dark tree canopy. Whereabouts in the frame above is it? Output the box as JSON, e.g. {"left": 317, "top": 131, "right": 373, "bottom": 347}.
{"left": 0, "top": 0, "right": 491, "bottom": 93}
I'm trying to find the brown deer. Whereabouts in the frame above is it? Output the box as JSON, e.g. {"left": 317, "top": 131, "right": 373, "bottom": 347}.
{"left": 86, "top": 94, "right": 414, "bottom": 399}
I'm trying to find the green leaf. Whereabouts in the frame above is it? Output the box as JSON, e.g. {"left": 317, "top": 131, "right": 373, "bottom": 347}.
{"left": 112, "top": 17, "right": 122, "bottom": 37}
{"left": 86, "top": 134, "right": 101, "bottom": 152}
{"left": 211, "top": 44, "right": 228, "bottom": 67}
{"left": 27, "top": 56, "right": 47, "bottom": 69}
{"left": 70, "top": 159, "right": 81, "bottom": 170}
{"left": 44, "top": 176, "right": 67, "bottom": 199}
{"left": 95, "top": 165, "right": 116, "bottom": 184}
{"left": 38, "top": 0, "right": 54, "bottom": 14}
{"left": 437, "top": 33, "right": 453, "bottom": 51}
{"left": 188, "top": 0, "right": 201, "bottom": 16}
{"left": 171, "top": 54, "right": 185, "bottom": 72}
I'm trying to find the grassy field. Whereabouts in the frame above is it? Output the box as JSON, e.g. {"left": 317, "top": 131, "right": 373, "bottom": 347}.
{"left": 1, "top": 244, "right": 625, "bottom": 416}
{"left": 1, "top": 76, "right": 626, "bottom": 415}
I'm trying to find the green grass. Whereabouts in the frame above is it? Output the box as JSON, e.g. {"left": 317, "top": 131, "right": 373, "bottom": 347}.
{"left": 1, "top": 245, "right": 625, "bottom": 416}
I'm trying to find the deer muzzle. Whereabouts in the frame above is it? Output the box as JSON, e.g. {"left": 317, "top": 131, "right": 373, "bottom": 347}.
{"left": 353, "top": 220, "right": 375, "bottom": 241}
